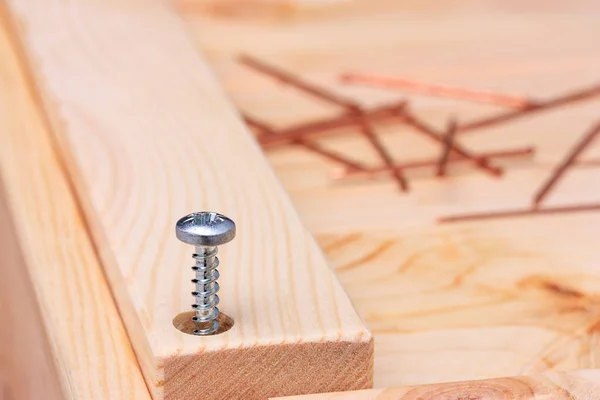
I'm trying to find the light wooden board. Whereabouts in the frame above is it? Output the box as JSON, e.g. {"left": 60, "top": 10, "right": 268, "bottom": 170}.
{"left": 2, "top": 0, "right": 372, "bottom": 399}
{"left": 0, "top": 9, "right": 150, "bottom": 400}
{"left": 0, "top": 166, "right": 63, "bottom": 400}
{"left": 177, "top": 0, "right": 600, "bottom": 389}
{"left": 276, "top": 369, "right": 600, "bottom": 400}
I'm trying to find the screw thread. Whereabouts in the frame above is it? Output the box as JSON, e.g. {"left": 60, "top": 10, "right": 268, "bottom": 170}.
{"left": 191, "top": 246, "right": 220, "bottom": 335}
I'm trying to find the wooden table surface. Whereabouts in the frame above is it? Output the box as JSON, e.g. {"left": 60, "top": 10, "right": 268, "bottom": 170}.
{"left": 177, "top": 0, "right": 600, "bottom": 388}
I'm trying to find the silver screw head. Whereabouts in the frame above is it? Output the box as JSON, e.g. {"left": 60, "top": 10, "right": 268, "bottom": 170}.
{"left": 175, "top": 212, "right": 236, "bottom": 247}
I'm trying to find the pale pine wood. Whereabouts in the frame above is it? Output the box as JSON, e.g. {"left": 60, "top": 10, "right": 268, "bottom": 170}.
{"left": 0, "top": 11, "right": 150, "bottom": 400}
{"left": 2, "top": 0, "right": 373, "bottom": 399}
{"left": 275, "top": 370, "right": 600, "bottom": 399}
{"left": 178, "top": 0, "right": 600, "bottom": 389}
{"left": 0, "top": 179, "right": 63, "bottom": 400}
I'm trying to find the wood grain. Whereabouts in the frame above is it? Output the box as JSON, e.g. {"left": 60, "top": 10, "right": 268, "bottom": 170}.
{"left": 2, "top": 0, "right": 372, "bottom": 399}
{"left": 275, "top": 370, "right": 600, "bottom": 399}
{"left": 0, "top": 11, "right": 150, "bottom": 400}
{"left": 178, "top": 0, "right": 600, "bottom": 389}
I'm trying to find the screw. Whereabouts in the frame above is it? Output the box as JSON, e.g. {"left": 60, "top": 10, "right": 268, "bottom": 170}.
{"left": 176, "top": 211, "right": 236, "bottom": 335}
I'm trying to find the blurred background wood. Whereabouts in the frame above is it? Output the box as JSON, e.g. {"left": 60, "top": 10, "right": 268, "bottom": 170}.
{"left": 0, "top": 176, "right": 63, "bottom": 400}
{"left": 277, "top": 369, "right": 600, "bottom": 399}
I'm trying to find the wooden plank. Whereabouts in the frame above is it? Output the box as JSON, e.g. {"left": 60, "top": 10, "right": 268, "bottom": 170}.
{"left": 0, "top": 175, "right": 63, "bottom": 400}
{"left": 275, "top": 370, "right": 600, "bottom": 399}
{"left": 2, "top": 0, "right": 373, "bottom": 399}
{"left": 0, "top": 10, "right": 150, "bottom": 400}
{"left": 177, "top": 0, "right": 600, "bottom": 389}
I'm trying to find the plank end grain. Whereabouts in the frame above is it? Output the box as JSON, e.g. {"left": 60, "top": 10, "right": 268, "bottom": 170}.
{"left": 2, "top": 0, "right": 373, "bottom": 399}
{"left": 165, "top": 340, "right": 374, "bottom": 399}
